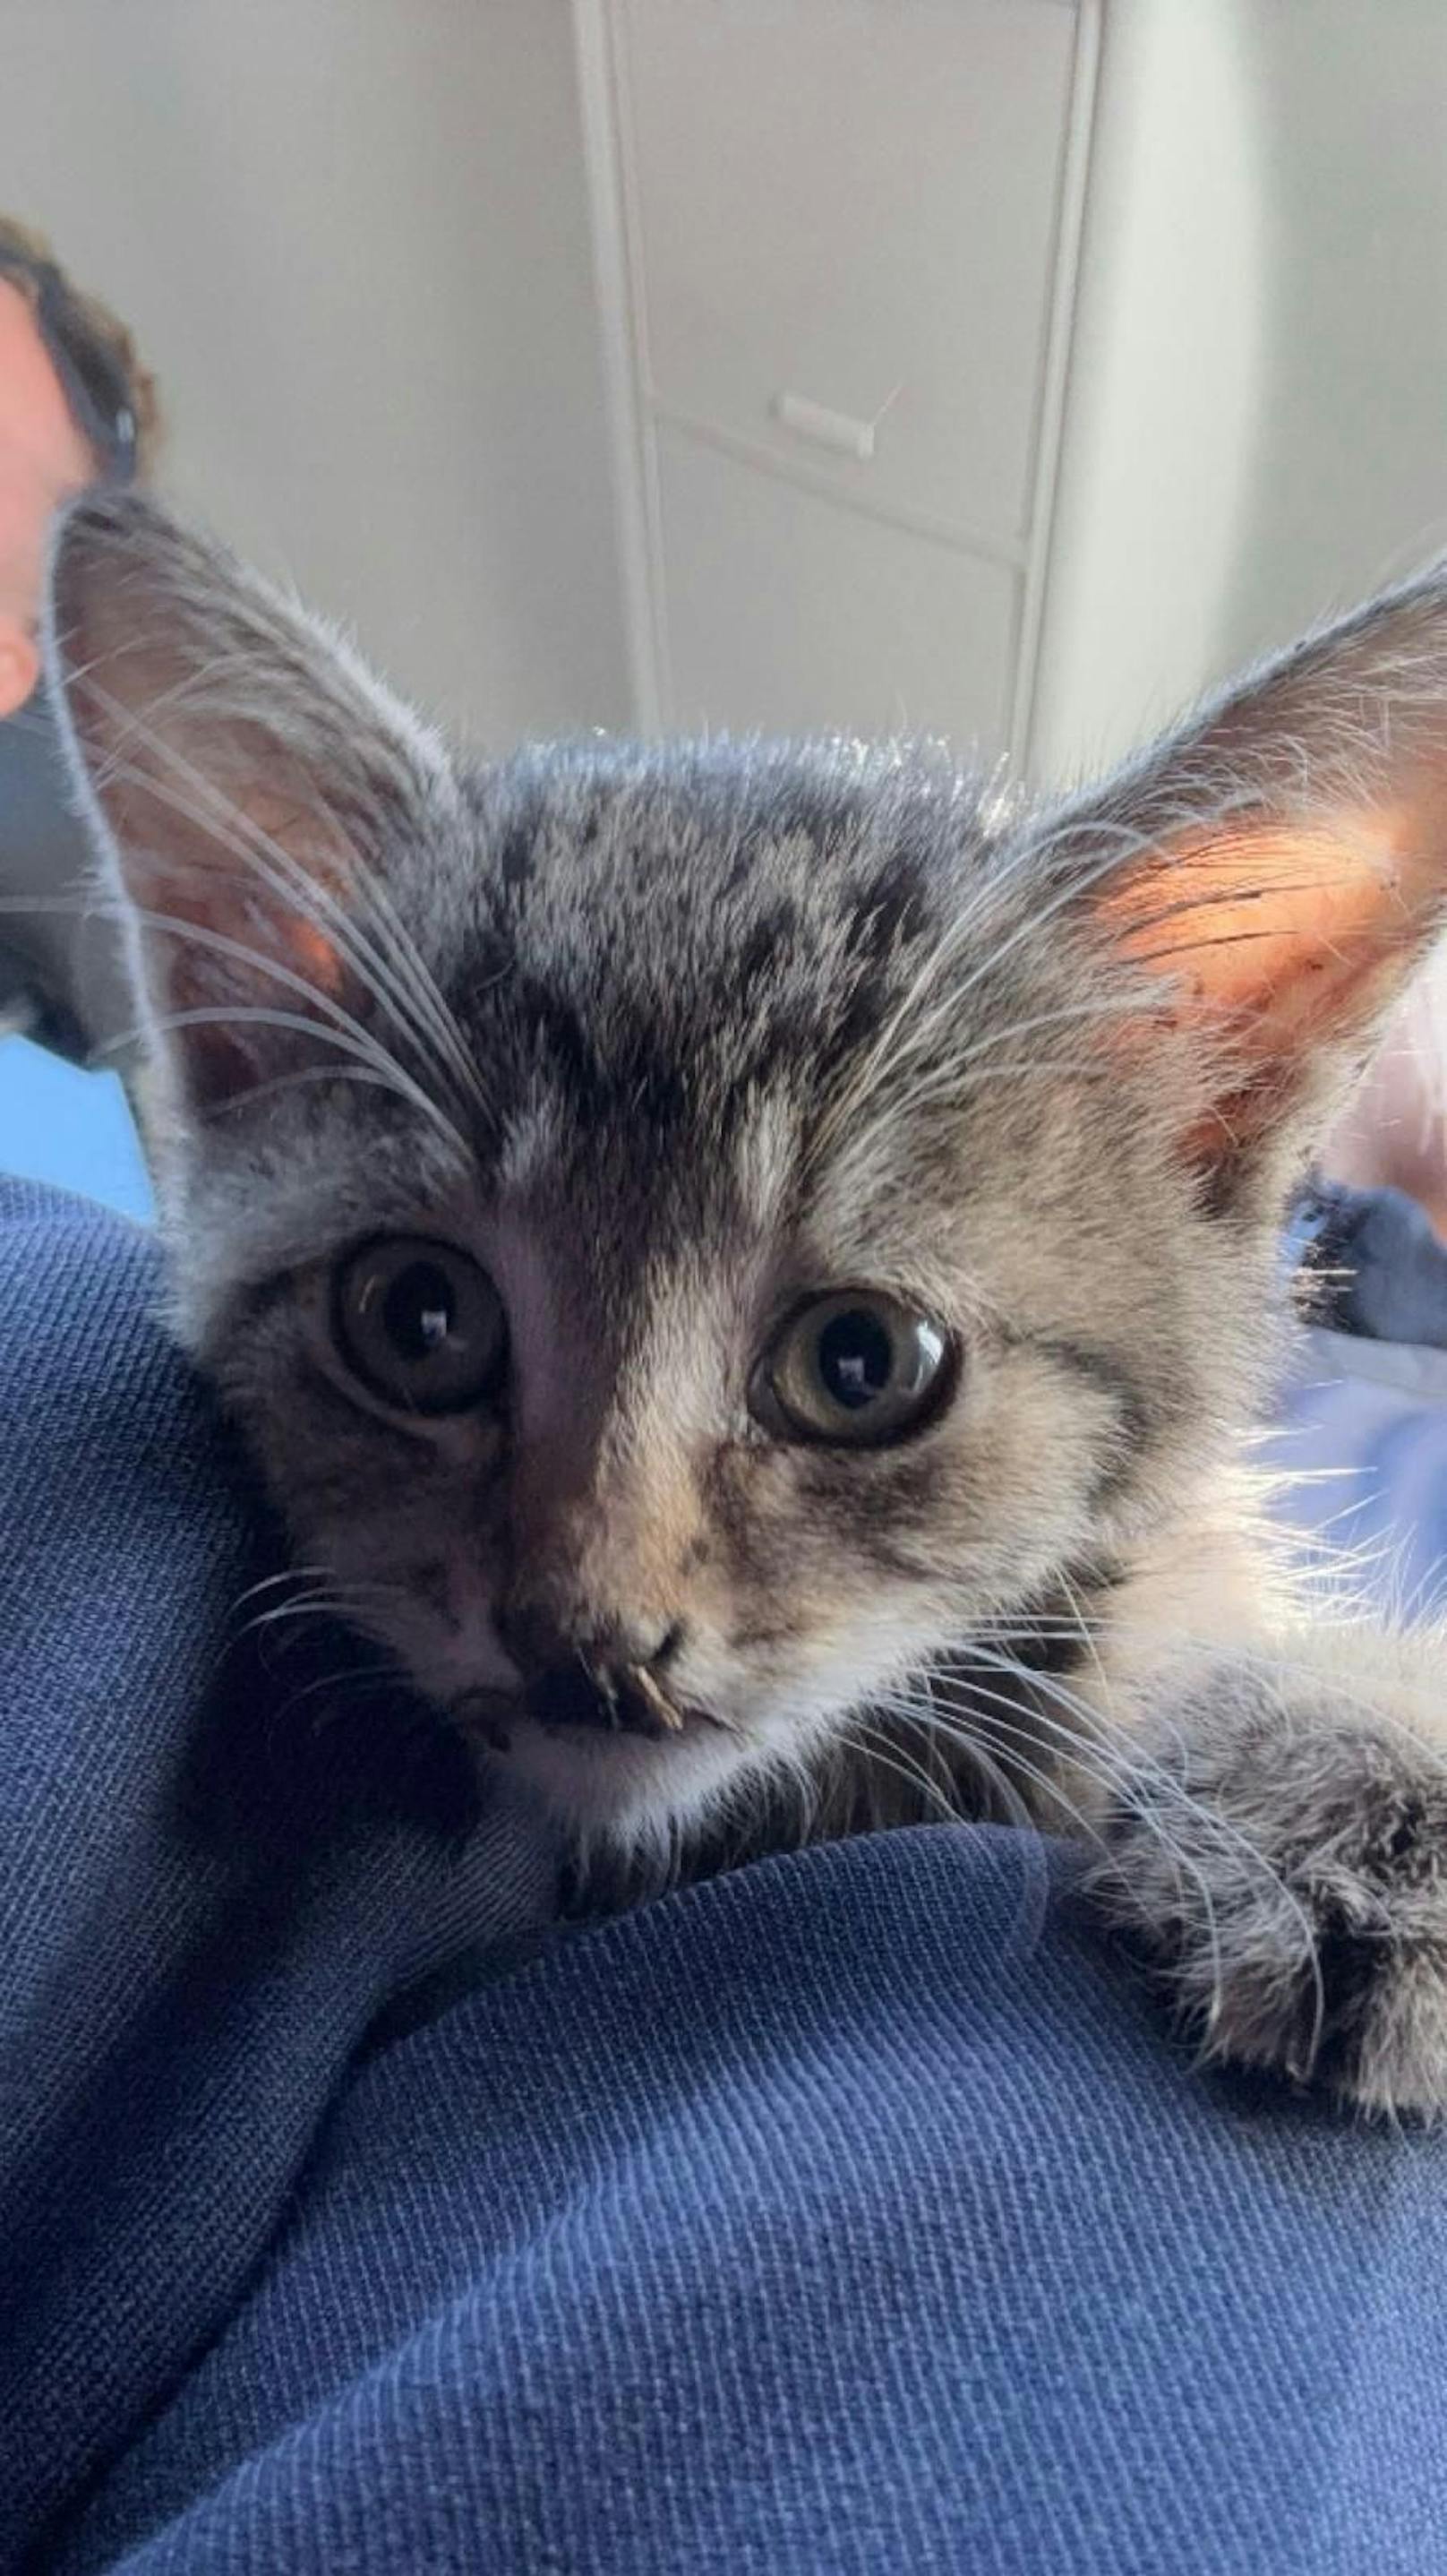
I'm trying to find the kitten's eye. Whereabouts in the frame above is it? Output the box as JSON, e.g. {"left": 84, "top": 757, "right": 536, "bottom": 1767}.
{"left": 753, "top": 1291, "right": 952, "bottom": 1447}
{"left": 331, "top": 1235, "right": 507, "bottom": 1414}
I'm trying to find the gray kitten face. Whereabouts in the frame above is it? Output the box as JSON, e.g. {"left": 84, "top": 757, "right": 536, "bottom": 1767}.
{"left": 45, "top": 494, "right": 1447, "bottom": 1868}
{"left": 177, "top": 741, "right": 1240, "bottom": 1854}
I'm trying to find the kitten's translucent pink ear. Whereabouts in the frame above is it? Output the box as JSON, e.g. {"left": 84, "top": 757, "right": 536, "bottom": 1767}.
{"left": 1062, "top": 562, "right": 1447, "bottom": 1185}
{"left": 45, "top": 489, "right": 449, "bottom": 1111}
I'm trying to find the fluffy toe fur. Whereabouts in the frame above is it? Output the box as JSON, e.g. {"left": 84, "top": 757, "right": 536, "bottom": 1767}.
{"left": 1096, "top": 1650, "right": 1447, "bottom": 2116}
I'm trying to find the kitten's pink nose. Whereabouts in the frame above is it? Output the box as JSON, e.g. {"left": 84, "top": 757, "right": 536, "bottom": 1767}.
{"left": 496, "top": 1598, "right": 682, "bottom": 1737}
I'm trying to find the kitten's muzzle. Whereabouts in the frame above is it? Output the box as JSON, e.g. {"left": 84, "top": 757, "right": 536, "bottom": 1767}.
{"left": 497, "top": 1600, "right": 687, "bottom": 1739}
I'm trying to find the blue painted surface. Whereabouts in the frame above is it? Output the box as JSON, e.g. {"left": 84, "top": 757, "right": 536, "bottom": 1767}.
{"left": 0, "top": 1033, "right": 153, "bottom": 1221}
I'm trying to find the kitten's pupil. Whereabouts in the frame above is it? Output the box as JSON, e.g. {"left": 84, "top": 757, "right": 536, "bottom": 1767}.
{"left": 331, "top": 1236, "right": 506, "bottom": 1414}
{"left": 385, "top": 1263, "right": 455, "bottom": 1362}
{"left": 818, "top": 1309, "right": 893, "bottom": 1411}
{"left": 754, "top": 1292, "right": 954, "bottom": 1445}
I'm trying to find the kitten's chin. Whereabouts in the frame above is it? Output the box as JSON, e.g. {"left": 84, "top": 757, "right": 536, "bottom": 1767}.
{"left": 466, "top": 1705, "right": 759, "bottom": 1850}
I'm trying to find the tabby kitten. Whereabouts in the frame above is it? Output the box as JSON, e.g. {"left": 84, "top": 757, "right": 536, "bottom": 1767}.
{"left": 45, "top": 490, "right": 1447, "bottom": 2114}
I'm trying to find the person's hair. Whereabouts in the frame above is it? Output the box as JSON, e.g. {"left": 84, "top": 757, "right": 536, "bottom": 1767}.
{"left": 0, "top": 213, "right": 160, "bottom": 478}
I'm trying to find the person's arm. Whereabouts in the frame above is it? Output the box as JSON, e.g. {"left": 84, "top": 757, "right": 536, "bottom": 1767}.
{"left": 0, "top": 221, "right": 155, "bottom": 1064}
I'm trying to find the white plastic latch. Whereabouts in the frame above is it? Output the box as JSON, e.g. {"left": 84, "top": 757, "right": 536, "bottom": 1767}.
{"left": 772, "top": 391, "right": 878, "bottom": 462}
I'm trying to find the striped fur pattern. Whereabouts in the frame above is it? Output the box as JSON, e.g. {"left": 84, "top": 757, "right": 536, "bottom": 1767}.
{"left": 43, "top": 489, "right": 1447, "bottom": 2112}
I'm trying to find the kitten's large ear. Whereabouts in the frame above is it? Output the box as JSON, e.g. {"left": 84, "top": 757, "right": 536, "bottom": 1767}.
{"left": 44, "top": 488, "right": 453, "bottom": 1112}
{"left": 1049, "top": 562, "right": 1447, "bottom": 1206}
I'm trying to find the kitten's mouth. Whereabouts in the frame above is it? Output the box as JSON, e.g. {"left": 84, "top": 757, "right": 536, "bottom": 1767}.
{"left": 450, "top": 1673, "right": 737, "bottom": 1755}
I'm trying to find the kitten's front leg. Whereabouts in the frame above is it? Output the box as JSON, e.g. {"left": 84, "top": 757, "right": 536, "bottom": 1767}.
{"left": 1094, "top": 1631, "right": 1447, "bottom": 2116}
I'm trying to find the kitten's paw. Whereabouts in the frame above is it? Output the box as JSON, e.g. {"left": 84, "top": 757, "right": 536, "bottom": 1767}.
{"left": 1093, "top": 1662, "right": 1447, "bottom": 2117}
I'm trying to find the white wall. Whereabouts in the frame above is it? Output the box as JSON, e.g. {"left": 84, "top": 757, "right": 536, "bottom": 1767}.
{"left": 2, "top": 0, "right": 629, "bottom": 748}
{"left": 1033, "top": 0, "right": 1447, "bottom": 785}
{"left": 11, "top": 0, "right": 1447, "bottom": 793}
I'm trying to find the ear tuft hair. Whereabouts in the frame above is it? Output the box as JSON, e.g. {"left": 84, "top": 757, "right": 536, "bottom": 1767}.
{"left": 1046, "top": 561, "right": 1447, "bottom": 1201}
{"left": 45, "top": 489, "right": 452, "bottom": 1112}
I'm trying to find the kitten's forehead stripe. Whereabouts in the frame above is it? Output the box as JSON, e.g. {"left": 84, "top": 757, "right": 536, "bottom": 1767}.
{"left": 445, "top": 738, "right": 976, "bottom": 1214}
{"left": 733, "top": 1094, "right": 800, "bottom": 1233}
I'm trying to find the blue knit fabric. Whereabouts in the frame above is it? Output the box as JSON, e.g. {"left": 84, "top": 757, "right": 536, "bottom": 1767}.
{"left": 4, "top": 1179, "right": 1447, "bottom": 2573}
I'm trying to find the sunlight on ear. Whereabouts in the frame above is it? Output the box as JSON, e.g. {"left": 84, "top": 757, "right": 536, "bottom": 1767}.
{"left": 1101, "top": 819, "right": 1409, "bottom": 1030}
